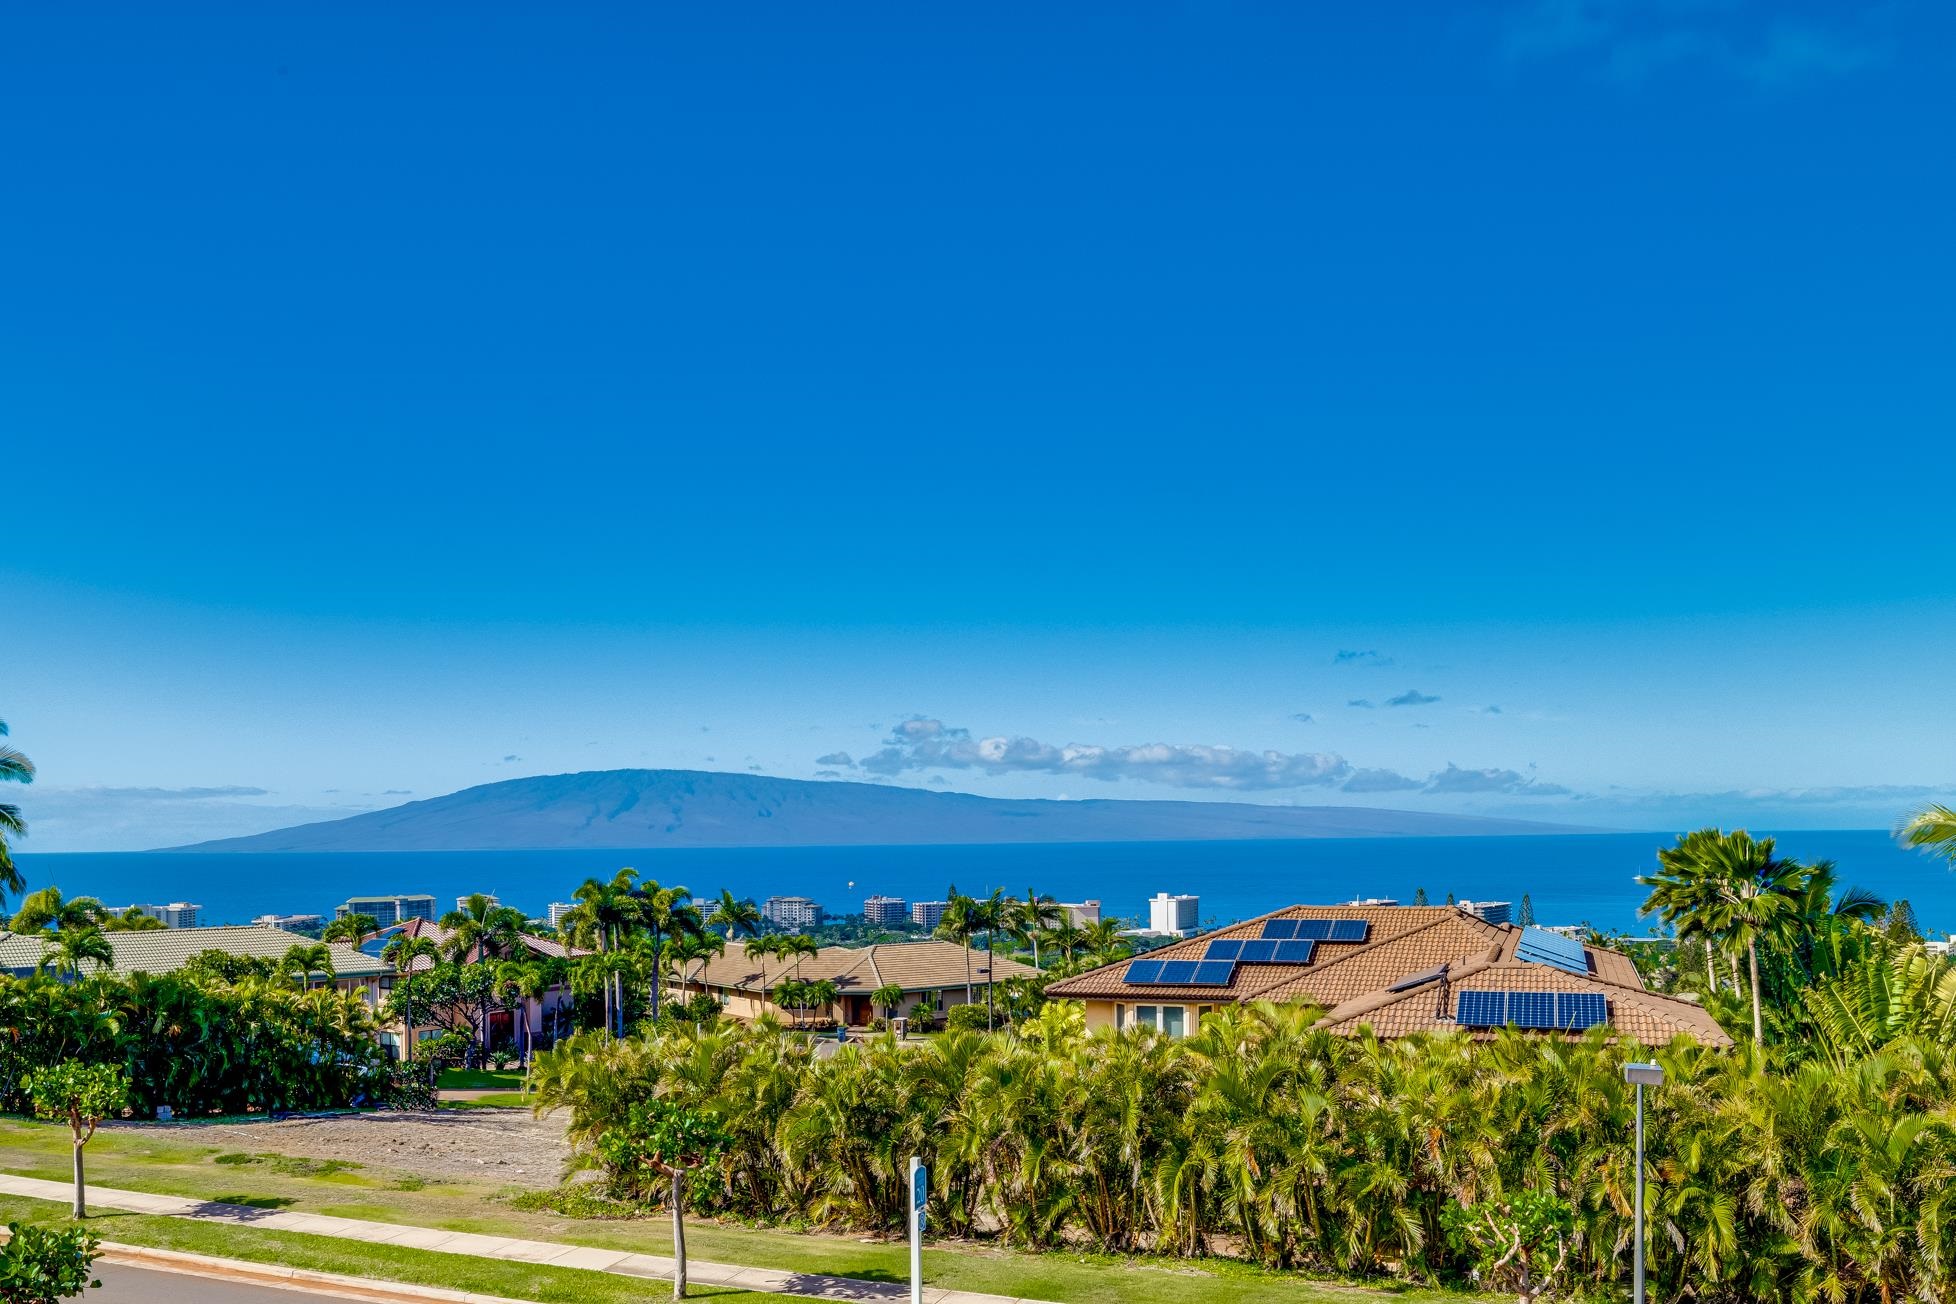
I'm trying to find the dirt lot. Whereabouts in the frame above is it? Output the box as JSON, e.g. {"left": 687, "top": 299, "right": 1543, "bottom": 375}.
{"left": 187, "top": 1109, "right": 571, "bottom": 1188}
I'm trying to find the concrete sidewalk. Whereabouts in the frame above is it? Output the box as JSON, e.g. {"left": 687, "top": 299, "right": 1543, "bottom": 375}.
{"left": 0, "top": 1173, "right": 1045, "bottom": 1304}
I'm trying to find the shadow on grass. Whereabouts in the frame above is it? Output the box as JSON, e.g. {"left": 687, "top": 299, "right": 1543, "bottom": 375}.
{"left": 196, "top": 1196, "right": 300, "bottom": 1216}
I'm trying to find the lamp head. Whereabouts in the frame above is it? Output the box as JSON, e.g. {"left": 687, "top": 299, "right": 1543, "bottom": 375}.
{"left": 1624, "top": 1061, "right": 1665, "bottom": 1087}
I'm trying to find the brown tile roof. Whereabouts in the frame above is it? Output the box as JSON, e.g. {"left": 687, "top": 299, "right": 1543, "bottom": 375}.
{"left": 392, "top": 917, "right": 582, "bottom": 964}
{"left": 1044, "top": 904, "right": 1731, "bottom": 1049}
{"left": 695, "top": 939, "right": 1039, "bottom": 995}
{"left": 0, "top": 926, "right": 390, "bottom": 980}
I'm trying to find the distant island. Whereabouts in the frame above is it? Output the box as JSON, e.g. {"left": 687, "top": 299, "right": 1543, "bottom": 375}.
{"left": 166, "top": 769, "right": 1597, "bottom": 852}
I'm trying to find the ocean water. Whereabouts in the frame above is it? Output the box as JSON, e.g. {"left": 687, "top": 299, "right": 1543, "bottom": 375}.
{"left": 14, "top": 830, "right": 1952, "bottom": 935}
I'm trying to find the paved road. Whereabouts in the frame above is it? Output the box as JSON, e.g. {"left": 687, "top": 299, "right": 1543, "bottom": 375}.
{"left": 97, "top": 1262, "right": 359, "bottom": 1301}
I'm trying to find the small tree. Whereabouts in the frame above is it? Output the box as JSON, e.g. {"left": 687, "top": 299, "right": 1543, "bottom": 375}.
{"left": 598, "top": 1100, "right": 729, "bottom": 1299}
{"left": 1440, "top": 1188, "right": 1574, "bottom": 1303}
{"left": 871, "top": 982, "right": 906, "bottom": 1021}
{"left": 24, "top": 1064, "right": 129, "bottom": 1218}
{"left": 0, "top": 1222, "right": 101, "bottom": 1303}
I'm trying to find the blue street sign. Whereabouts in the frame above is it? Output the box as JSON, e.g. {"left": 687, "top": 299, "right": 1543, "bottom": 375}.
{"left": 912, "top": 1163, "right": 928, "bottom": 1230}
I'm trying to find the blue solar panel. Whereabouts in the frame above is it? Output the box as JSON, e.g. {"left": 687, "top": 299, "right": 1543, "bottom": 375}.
{"left": 1292, "top": 919, "right": 1332, "bottom": 940}
{"left": 1329, "top": 919, "right": 1370, "bottom": 943}
{"left": 1556, "top": 992, "right": 1609, "bottom": 1030}
{"left": 1189, "top": 960, "right": 1237, "bottom": 985}
{"left": 1455, "top": 990, "right": 1506, "bottom": 1027}
{"left": 1123, "top": 960, "right": 1164, "bottom": 983}
{"left": 1204, "top": 939, "right": 1245, "bottom": 961}
{"left": 1154, "top": 960, "right": 1199, "bottom": 983}
{"left": 1516, "top": 927, "right": 1590, "bottom": 976}
{"left": 1260, "top": 919, "right": 1302, "bottom": 939}
{"left": 1271, "top": 939, "right": 1317, "bottom": 963}
{"left": 1507, "top": 991, "right": 1558, "bottom": 1030}
{"left": 1236, "top": 939, "right": 1279, "bottom": 962}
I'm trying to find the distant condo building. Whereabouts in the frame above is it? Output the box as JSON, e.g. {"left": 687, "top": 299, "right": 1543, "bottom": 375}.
{"left": 1456, "top": 899, "right": 1513, "bottom": 926}
{"left": 116, "top": 902, "right": 202, "bottom": 929}
{"left": 1057, "top": 899, "right": 1101, "bottom": 926}
{"left": 546, "top": 902, "right": 577, "bottom": 929}
{"left": 910, "top": 900, "right": 950, "bottom": 929}
{"left": 863, "top": 895, "right": 908, "bottom": 926}
{"left": 457, "top": 893, "right": 501, "bottom": 912}
{"left": 763, "top": 895, "right": 825, "bottom": 930}
{"left": 1347, "top": 897, "right": 1400, "bottom": 907}
{"left": 335, "top": 894, "right": 437, "bottom": 927}
{"left": 1148, "top": 892, "right": 1200, "bottom": 937}
{"left": 251, "top": 912, "right": 323, "bottom": 932}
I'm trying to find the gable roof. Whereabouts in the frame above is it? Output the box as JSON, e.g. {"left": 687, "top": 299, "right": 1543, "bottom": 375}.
{"left": 694, "top": 939, "right": 1039, "bottom": 995}
{"left": 1044, "top": 904, "right": 1730, "bottom": 1048}
{"left": 0, "top": 925, "right": 390, "bottom": 980}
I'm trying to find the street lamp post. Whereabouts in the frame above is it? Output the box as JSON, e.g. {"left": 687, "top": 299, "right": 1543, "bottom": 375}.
{"left": 1624, "top": 1062, "right": 1665, "bottom": 1304}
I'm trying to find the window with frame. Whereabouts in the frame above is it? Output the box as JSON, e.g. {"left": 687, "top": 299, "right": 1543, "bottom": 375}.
{"left": 1160, "top": 1006, "right": 1187, "bottom": 1038}
{"left": 1133, "top": 1005, "right": 1159, "bottom": 1030}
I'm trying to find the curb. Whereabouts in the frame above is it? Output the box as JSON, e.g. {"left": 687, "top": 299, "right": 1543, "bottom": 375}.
{"left": 96, "top": 1241, "right": 538, "bottom": 1304}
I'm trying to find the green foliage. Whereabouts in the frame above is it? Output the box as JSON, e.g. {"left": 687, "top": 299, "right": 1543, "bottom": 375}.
{"left": 595, "top": 1099, "right": 730, "bottom": 1204}
{"left": 530, "top": 1008, "right": 1956, "bottom": 1298}
{"left": 506, "top": 1185, "right": 647, "bottom": 1219}
{"left": 1440, "top": 1188, "right": 1572, "bottom": 1299}
{"left": 0, "top": 967, "right": 384, "bottom": 1119}
{"left": 944, "top": 1004, "right": 991, "bottom": 1032}
{"left": 0, "top": 1222, "right": 100, "bottom": 1304}
{"left": 23, "top": 1064, "right": 127, "bottom": 1137}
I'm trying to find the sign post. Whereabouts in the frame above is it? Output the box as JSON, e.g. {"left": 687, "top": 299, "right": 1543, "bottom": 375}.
{"left": 908, "top": 1156, "right": 927, "bottom": 1304}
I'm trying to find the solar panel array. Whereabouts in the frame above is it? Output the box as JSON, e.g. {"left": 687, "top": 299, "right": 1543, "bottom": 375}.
{"left": 1122, "top": 916, "right": 1369, "bottom": 986}
{"left": 1259, "top": 918, "right": 1369, "bottom": 942}
{"left": 1515, "top": 926, "right": 1590, "bottom": 977}
{"left": 1454, "top": 989, "right": 1609, "bottom": 1031}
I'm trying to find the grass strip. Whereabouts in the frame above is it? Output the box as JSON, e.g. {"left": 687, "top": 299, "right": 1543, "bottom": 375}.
{"left": 0, "top": 1193, "right": 760, "bottom": 1304}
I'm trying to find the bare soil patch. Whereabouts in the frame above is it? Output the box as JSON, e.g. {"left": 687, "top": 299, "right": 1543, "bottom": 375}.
{"left": 187, "top": 1109, "right": 570, "bottom": 1188}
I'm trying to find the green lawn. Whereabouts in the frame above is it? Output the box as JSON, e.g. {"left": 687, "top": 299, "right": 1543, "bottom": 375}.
{"left": 0, "top": 1119, "right": 1481, "bottom": 1304}
{"left": 436, "top": 1067, "right": 529, "bottom": 1092}
{"left": 445, "top": 1091, "right": 532, "bottom": 1110}
{"left": 0, "top": 1194, "right": 759, "bottom": 1304}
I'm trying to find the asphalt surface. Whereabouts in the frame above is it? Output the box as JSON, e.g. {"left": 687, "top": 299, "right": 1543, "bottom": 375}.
{"left": 96, "top": 1262, "right": 377, "bottom": 1301}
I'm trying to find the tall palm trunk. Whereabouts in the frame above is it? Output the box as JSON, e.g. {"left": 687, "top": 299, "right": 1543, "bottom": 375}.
{"left": 1748, "top": 937, "right": 1764, "bottom": 1043}
{"left": 984, "top": 931, "right": 996, "bottom": 1030}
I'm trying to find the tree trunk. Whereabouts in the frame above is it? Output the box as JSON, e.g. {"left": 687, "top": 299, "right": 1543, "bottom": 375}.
{"left": 1704, "top": 942, "right": 1716, "bottom": 994}
{"left": 404, "top": 994, "right": 415, "bottom": 1063}
{"left": 670, "top": 1168, "right": 688, "bottom": 1299}
{"left": 985, "top": 934, "right": 996, "bottom": 1030}
{"left": 1749, "top": 938, "right": 1764, "bottom": 1043}
{"left": 650, "top": 934, "right": 663, "bottom": 1022}
{"left": 72, "top": 1138, "right": 86, "bottom": 1219}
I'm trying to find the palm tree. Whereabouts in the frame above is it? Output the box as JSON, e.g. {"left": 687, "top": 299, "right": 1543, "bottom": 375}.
{"left": 497, "top": 959, "right": 553, "bottom": 1066}
{"left": 380, "top": 933, "right": 439, "bottom": 1063}
{"left": 569, "top": 870, "right": 641, "bottom": 1037}
{"left": 1675, "top": 829, "right": 1806, "bottom": 1043}
{"left": 871, "top": 982, "right": 907, "bottom": 1022}
{"left": 0, "top": 719, "right": 32, "bottom": 908}
{"left": 632, "top": 881, "right": 699, "bottom": 1022}
{"left": 1898, "top": 803, "right": 1956, "bottom": 865}
{"left": 321, "top": 913, "right": 382, "bottom": 946}
{"left": 440, "top": 894, "right": 531, "bottom": 1059}
{"left": 1079, "top": 918, "right": 1130, "bottom": 963}
{"left": 967, "top": 889, "right": 1008, "bottom": 1030}
{"left": 280, "top": 943, "right": 335, "bottom": 991}
{"left": 101, "top": 907, "right": 166, "bottom": 932}
{"left": 1641, "top": 828, "right": 1737, "bottom": 995}
{"left": 11, "top": 887, "right": 107, "bottom": 934}
{"left": 1040, "top": 915, "right": 1084, "bottom": 968}
{"left": 1008, "top": 890, "right": 1063, "bottom": 969}
{"left": 41, "top": 926, "right": 113, "bottom": 981}
{"left": 669, "top": 931, "right": 726, "bottom": 1002}
{"left": 706, "top": 890, "right": 762, "bottom": 941}
{"left": 935, "top": 889, "right": 978, "bottom": 1004}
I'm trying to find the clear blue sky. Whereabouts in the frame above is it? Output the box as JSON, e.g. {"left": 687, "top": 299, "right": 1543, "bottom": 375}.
{"left": 6, "top": 3, "right": 1953, "bottom": 848}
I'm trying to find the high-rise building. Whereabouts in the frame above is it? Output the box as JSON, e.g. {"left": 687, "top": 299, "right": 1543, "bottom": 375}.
{"left": 118, "top": 902, "right": 202, "bottom": 929}
{"left": 910, "top": 900, "right": 950, "bottom": 929}
{"left": 763, "top": 895, "right": 824, "bottom": 929}
{"left": 863, "top": 895, "right": 908, "bottom": 926}
{"left": 1457, "top": 899, "right": 1513, "bottom": 926}
{"left": 335, "top": 894, "right": 438, "bottom": 927}
{"left": 1056, "top": 900, "right": 1101, "bottom": 926}
{"left": 252, "top": 912, "right": 323, "bottom": 932}
{"left": 457, "top": 893, "right": 501, "bottom": 912}
{"left": 1148, "top": 892, "right": 1200, "bottom": 936}
{"left": 546, "top": 902, "right": 577, "bottom": 929}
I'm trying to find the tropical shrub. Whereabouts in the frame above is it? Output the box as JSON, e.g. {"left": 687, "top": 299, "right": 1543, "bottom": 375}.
{"left": 944, "top": 1004, "right": 990, "bottom": 1032}
{"left": 0, "top": 1222, "right": 100, "bottom": 1303}
{"left": 530, "top": 1005, "right": 1956, "bottom": 1301}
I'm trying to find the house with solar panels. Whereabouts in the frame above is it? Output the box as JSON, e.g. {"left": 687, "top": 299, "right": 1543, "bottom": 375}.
{"left": 1042, "top": 903, "right": 1732, "bottom": 1047}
